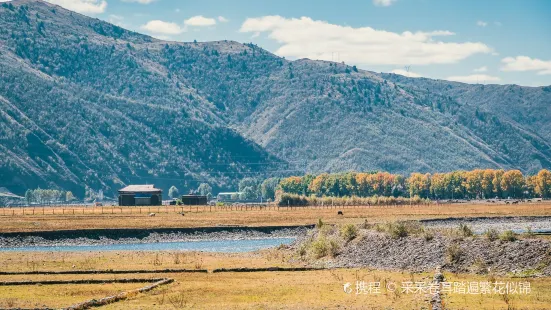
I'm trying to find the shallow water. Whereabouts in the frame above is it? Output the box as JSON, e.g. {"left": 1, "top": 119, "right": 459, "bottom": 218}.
{"left": 0, "top": 237, "right": 295, "bottom": 253}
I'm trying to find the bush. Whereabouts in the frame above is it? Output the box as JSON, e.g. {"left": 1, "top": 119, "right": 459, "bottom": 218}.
{"left": 485, "top": 229, "right": 499, "bottom": 241}
{"left": 446, "top": 243, "right": 464, "bottom": 264}
{"left": 328, "top": 239, "right": 341, "bottom": 257}
{"left": 340, "top": 224, "right": 358, "bottom": 241}
{"left": 389, "top": 222, "right": 408, "bottom": 239}
{"left": 311, "top": 237, "right": 329, "bottom": 258}
{"left": 423, "top": 229, "right": 434, "bottom": 241}
{"left": 459, "top": 223, "right": 474, "bottom": 237}
{"left": 316, "top": 218, "right": 324, "bottom": 229}
{"left": 500, "top": 230, "right": 518, "bottom": 242}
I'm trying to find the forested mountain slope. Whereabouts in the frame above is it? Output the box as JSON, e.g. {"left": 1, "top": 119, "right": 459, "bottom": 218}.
{"left": 0, "top": 0, "right": 285, "bottom": 197}
{"left": 0, "top": 0, "right": 550, "bottom": 197}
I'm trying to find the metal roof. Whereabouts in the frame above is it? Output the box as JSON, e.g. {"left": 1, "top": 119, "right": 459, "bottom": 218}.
{"left": 118, "top": 185, "right": 162, "bottom": 193}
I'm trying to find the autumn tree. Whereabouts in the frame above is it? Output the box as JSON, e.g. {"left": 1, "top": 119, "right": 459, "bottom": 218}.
{"left": 407, "top": 173, "right": 431, "bottom": 198}
{"left": 535, "top": 169, "right": 551, "bottom": 198}
{"left": 500, "top": 170, "right": 525, "bottom": 198}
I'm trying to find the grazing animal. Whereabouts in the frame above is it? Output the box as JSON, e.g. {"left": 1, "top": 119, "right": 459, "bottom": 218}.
{"left": 512, "top": 201, "right": 519, "bottom": 204}
{"left": 149, "top": 213, "right": 156, "bottom": 217}
{"left": 337, "top": 211, "right": 343, "bottom": 216}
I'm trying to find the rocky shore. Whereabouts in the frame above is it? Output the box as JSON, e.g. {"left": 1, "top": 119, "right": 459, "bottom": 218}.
{"left": 0, "top": 226, "right": 309, "bottom": 248}
{"left": 328, "top": 231, "right": 551, "bottom": 276}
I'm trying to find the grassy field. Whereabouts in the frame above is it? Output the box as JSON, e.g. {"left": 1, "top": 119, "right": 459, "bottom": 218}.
{"left": 1, "top": 203, "right": 551, "bottom": 308}
{"left": 1, "top": 202, "right": 550, "bottom": 233}
{"left": 1, "top": 251, "right": 550, "bottom": 309}
{"left": 0, "top": 282, "right": 147, "bottom": 309}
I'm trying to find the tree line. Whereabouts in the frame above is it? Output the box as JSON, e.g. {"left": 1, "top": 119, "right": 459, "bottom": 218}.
{"left": 24, "top": 188, "right": 75, "bottom": 204}
{"left": 275, "top": 169, "right": 551, "bottom": 200}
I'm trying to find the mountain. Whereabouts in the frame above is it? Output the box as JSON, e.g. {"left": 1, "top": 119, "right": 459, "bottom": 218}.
{"left": 0, "top": 0, "right": 550, "bottom": 197}
{"left": 0, "top": 0, "right": 286, "bottom": 197}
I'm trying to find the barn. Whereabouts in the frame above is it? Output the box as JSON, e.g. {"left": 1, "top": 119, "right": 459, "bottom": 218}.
{"left": 181, "top": 195, "right": 208, "bottom": 205}
{"left": 118, "top": 185, "right": 162, "bottom": 206}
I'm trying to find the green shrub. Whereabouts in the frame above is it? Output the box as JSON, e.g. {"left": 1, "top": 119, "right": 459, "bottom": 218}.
{"left": 446, "top": 243, "right": 464, "bottom": 264}
{"left": 316, "top": 218, "right": 324, "bottom": 229}
{"left": 459, "top": 223, "right": 474, "bottom": 237}
{"left": 340, "top": 224, "right": 358, "bottom": 241}
{"left": 311, "top": 237, "right": 329, "bottom": 258}
{"left": 298, "top": 244, "right": 307, "bottom": 257}
{"left": 500, "top": 230, "right": 518, "bottom": 242}
{"left": 328, "top": 239, "right": 341, "bottom": 257}
{"left": 485, "top": 229, "right": 499, "bottom": 241}
{"left": 389, "top": 222, "right": 408, "bottom": 239}
{"left": 423, "top": 229, "right": 434, "bottom": 241}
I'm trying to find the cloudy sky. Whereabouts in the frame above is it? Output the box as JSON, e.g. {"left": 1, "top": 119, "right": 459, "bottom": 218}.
{"left": 42, "top": 0, "right": 551, "bottom": 86}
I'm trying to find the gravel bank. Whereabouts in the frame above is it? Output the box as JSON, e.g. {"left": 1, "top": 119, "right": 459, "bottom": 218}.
{"left": 326, "top": 230, "right": 551, "bottom": 276}
{"left": 420, "top": 216, "right": 551, "bottom": 233}
{"left": 0, "top": 226, "right": 309, "bottom": 248}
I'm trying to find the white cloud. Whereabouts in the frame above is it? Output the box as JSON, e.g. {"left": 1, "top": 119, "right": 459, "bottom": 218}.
{"left": 141, "top": 20, "right": 184, "bottom": 35}
{"left": 391, "top": 69, "right": 422, "bottom": 78}
{"left": 45, "top": 0, "right": 107, "bottom": 14}
{"left": 184, "top": 15, "right": 217, "bottom": 27}
{"left": 473, "top": 66, "right": 487, "bottom": 72}
{"left": 373, "top": 0, "right": 396, "bottom": 7}
{"left": 446, "top": 74, "right": 501, "bottom": 83}
{"left": 501, "top": 56, "right": 551, "bottom": 75}
{"left": 121, "top": 0, "right": 156, "bottom": 3}
{"left": 476, "top": 21, "right": 488, "bottom": 27}
{"left": 218, "top": 16, "right": 229, "bottom": 23}
{"left": 239, "top": 16, "right": 492, "bottom": 66}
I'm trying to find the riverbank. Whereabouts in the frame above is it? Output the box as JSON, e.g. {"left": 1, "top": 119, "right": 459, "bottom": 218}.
{"left": 420, "top": 216, "right": 551, "bottom": 233}
{"left": 294, "top": 222, "right": 551, "bottom": 277}
{"left": 0, "top": 226, "right": 308, "bottom": 249}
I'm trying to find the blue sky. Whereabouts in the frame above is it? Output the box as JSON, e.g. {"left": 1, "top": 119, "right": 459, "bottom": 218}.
{"left": 46, "top": 0, "right": 551, "bottom": 86}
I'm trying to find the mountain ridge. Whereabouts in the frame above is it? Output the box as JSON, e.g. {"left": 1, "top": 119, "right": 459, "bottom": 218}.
{"left": 0, "top": 0, "right": 550, "bottom": 197}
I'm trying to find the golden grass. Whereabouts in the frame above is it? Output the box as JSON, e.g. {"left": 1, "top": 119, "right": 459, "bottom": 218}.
{"left": 1, "top": 252, "right": 551, "bottom": 309}
{"left": 0, "top": 282, "right": 145, "bottom": 309}
{"left": 443, "top": 272, "right": 551, "bottom": 310}
{"left": 0, "top": 250, "right": 298, "bottom": 273}
{"left": 1, "top": 202, "right": 550, "bottom": 233}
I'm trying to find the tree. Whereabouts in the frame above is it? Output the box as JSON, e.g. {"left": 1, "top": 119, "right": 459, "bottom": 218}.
{"left": 261, "top": 178, "right": 280, "bottom": 200}
{"left": 197, "top": 183, "right": 212, "bottom": 198}
{"left": 241, "top": 186, "right": 257, "bottom": 200}
{"left": 65, "top": 191, "right": 75, "bottom": 202}
{"left": 535, "top": 169, "right": 551, "bottom": 198}
{"left": 168, "top": 186, "right": 180, "bottom": 199}
{"left": 500, "top": 170, "right": 525, "bottom": 199}
{"left": 239, "top": 178, "right": 259, "bottom": 192}
{"left": 407, "top": 173, "right": 431, "bottom": 198}
{"left": 25, "top": 189, "right": 33, "bottom": 205}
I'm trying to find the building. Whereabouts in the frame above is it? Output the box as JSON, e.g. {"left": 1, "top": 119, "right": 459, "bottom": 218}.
{"left": 181, "top": 195, "right": 208, "bottom": 205}
{"left": 118, "top": 185, "right": 162, "bottom": 206}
